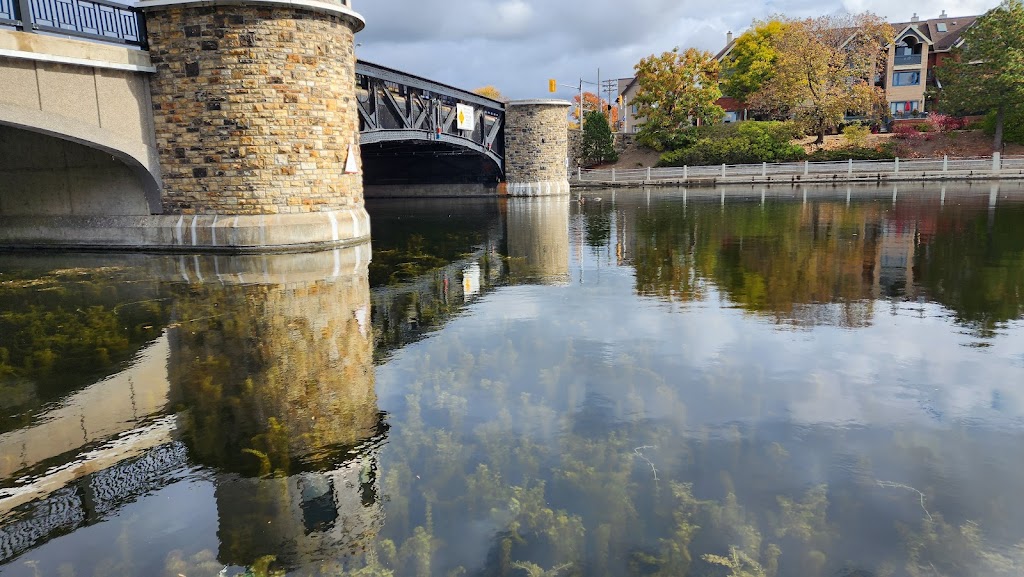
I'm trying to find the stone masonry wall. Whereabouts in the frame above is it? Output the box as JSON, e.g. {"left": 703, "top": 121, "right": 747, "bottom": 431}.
{"left": 146, "top": 6, "right": 362, "bottom": 215}
{"left": 567, "top": 129, "right": 582, "bottom": 173}
{"left": 504, "top": 100, "right": 571, "bottom": 196}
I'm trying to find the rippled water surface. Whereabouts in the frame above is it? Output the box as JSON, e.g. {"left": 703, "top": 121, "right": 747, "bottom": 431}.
{"left": 1, "top": 184, "right": 1024, "bottom": 577}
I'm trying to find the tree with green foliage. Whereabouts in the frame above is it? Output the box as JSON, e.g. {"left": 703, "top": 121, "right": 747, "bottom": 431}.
{"left": 935, "top": 0, "right": 1024, "bottom": 152}
{"left": 721, "top": 20, "right": 787, "bottom": 103}
{"left": 749, "top": 14, "right": 893, "bottom": 144}
{"left": 580, "top": 110, "right": 618, "bottom": 166}
{"left": 632, "top": 47, "right": 725, "bottom": 150}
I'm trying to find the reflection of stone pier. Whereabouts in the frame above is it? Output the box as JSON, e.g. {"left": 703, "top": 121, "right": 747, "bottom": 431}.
{"left": 0, "top": 247, "right": 385, "bottom": 568}
{"left": 167, "top": 244, "right": 385, "bottom": 571}
{"left": 505, "top": 197, "right": 571, "bottom": 284}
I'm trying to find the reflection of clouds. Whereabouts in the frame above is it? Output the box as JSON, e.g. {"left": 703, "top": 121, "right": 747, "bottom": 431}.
{"left": 402, "top": 261, "right": 1024, "bottom": 432}
{"left": 728, "top": 302, "right": 1024, "bottom": 428}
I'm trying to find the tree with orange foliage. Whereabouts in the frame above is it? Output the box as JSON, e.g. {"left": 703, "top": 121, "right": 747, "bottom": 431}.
{"left": 571, "top": 92, "right": 619, "bottom": 130}
{"left": 473, "top": 86, "right": 507, "bottom": 102}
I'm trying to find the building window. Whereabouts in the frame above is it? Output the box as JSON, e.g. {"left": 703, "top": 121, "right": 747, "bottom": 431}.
{"left": 890, "top": 101, "right": 920, "bottom": 118}
{"left": 892, "top": 71, "right": 921, "bottom": 86}
{"left": 723, "top": 111, "right": 739, "bottom": 123}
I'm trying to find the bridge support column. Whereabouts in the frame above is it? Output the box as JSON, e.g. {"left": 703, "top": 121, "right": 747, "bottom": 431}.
{"left": 138, "top": 0, "right": 369, "bottom": 251}
{"left": 504, "top": 100, "right": 572, "bottom": 197}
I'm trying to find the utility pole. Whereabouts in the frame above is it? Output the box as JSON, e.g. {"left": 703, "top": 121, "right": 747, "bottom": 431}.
{"left": 562, "top": 75, "right": 598, "bottom": 129}
{"left": 579, "top": 78, "right": 584, "bottom": 128}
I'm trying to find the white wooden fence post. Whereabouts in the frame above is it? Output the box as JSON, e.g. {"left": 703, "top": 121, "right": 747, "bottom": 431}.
{"left": 647, "top": 167, "right": 652, "bottom": 181}
{"left": 684, "top": 165, "right": 688, "bottom": 181}
{"left": 762, "top": 162, "right": 767, "bottom": 178}
{"left": 611, "top": 168, "right": 616, "bottom": 182}
{"left": 848, "top": 158, "right": 853, "bottom": 175}
{"left": 804, "top": 161, "right": 809, "bottom": 176}
{"left": 993, "top": 152, "right": 1001, "bottom": 173}
{"left": 895, "top": 157, "right": 900, "bottom": 174}
{"left": 722, "top": 164, "right": 727, "bottom": 178}
{"left": 578, "top": 166, "right": 582, "bottom": 180}
{"left": 943, "top": 155, "right": 948, "bottom": 173}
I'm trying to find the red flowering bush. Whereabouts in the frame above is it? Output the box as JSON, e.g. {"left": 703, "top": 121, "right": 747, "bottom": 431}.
{"left": 929, "top": 113, "right": 966, "bottom": 133}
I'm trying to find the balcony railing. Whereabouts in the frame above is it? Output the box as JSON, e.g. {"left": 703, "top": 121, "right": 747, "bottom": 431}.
{"left": 1, "top": 0, "right": 18, "bottom": 26}
{"left": 1, "top": 0, "right": 146, "bottom": 47}
{"left": 894, "top": 54, "right": 922, "bottom": 66}
{"left": 892, "top": 110, "right": 928, "bottom": 120}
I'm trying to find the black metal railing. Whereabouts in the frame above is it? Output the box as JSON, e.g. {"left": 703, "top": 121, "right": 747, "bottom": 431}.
{"left": 892, "top": 110, "right": 928, "bottom": 120}
{"left": 894, "top": 54, "right": 922, "bottom": 66}
{"left": 2, "top": 0, "right": 146, "bottom": 47}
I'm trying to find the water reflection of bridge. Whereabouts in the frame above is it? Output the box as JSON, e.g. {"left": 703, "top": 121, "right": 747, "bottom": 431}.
{"left": 0, "top": 197, "right": 575, "bottom": 571}
{"left": 0, "top": 247, "right": 384, "bottom": 571}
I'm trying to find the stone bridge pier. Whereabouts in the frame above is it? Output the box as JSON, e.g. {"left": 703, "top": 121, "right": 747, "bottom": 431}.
{"left": 504, "top": 99, "right": 573, "bottom": 196}
{"left": 139, "top": 0, "right": 370, "bottom": 249}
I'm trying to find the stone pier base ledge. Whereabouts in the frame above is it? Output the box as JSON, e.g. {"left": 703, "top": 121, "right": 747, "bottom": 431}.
{"left": 0, "top": 208, "right": 371, "bottom": 253}
{"left": 507, "top": 180, "right": 572, "bottom": 197}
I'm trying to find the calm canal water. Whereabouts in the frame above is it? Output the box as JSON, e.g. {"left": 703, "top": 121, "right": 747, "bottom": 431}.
{"left": 1, "top": 183, "right": 1024, "bottom": 577}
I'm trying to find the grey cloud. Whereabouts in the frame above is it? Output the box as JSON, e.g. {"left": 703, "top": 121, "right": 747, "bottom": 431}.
{"left": 350, "top": 0, "right": 1000, "bottom": 100}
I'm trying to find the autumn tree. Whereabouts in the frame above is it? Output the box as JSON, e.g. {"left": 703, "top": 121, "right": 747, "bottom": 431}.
{"left": 935, "top": 0, "right": 1024, "bottom": 152}
{"left": 749, "top": 14, "right": 893, "bottom": 144}
{"left": 473, "top": 85, "right": 507, "bottom": 102}
{"left": 721, "top": 19, "right": 787, "bottom": 103}
{"left": 580, "top": 110, "right": 618, "bottom": 166}
{"left": 632, "top": 47, "right": 725, "bottom": 150}
{"left": 571, "top": 92, "right": 619, "bottom": 129}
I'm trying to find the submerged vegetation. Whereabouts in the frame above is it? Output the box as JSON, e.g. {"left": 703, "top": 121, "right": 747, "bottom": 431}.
{"left": 0, "top": 266, "right": 169, "bottom": 433}
{"left": 3, "top": 193, "right": 1024, "bottom": 576}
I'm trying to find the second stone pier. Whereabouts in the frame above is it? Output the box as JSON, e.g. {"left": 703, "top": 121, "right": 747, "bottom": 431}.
{"left": 504, "top": 100, "right": 572, "bottom": 196}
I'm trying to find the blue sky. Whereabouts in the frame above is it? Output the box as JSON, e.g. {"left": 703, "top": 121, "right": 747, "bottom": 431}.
{"left": 353, "top": 0, "right": 1000, "bottom": 100}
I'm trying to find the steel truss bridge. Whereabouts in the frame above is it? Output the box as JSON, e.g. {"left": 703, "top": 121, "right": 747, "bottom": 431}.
{"left": 356, "top": 61, "right": 506, "bottom": 184}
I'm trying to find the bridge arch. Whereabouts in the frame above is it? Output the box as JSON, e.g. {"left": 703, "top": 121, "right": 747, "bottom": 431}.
{"left": 356, "top": 61, "right": 504, "bottom": 187}
{"left": 360, "top": 132, "right": 503, "bottom": 187}
{"left": 0, "top": 103, "right": 162, "bottom": 215}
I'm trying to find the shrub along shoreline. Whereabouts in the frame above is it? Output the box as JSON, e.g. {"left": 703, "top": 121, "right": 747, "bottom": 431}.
{"left": 654, "top": 121, "right": 896, "bottom": 168}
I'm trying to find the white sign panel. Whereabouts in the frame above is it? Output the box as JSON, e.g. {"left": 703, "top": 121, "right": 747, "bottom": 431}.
{"left": 456, "top": 104, "right": 476, "bottom": 131}
{"left": 462, "top": 263, "right": 480, "bottom": 301}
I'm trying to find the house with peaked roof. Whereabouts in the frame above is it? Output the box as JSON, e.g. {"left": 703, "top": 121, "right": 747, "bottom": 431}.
{"left": 884, "top": 11, "right": 977, "bottom": 119}
{"left": 618, "top": 76, "right": 643, "bottom": 133}
{"left": 614, "top": 11, "right": 977, "bottom": 133}
{"left": 708, "top": 11, "right": 978, "bottom": 123}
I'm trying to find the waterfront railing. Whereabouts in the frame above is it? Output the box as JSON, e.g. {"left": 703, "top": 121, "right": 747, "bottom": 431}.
{"left": 575, "top": 154, "right": 1024, "bottom": 185}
